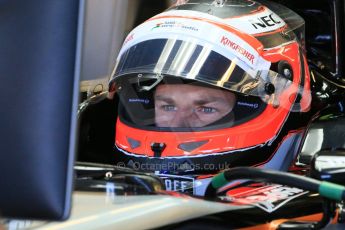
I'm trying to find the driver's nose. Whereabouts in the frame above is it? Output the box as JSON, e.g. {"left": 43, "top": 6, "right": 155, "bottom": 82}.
{"left": 169, "top": 109, "right": 194, "bottom": 128}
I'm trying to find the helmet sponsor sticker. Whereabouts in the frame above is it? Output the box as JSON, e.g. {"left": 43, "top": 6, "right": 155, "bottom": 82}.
{"left": 237, "top": 101, "right": 259, "bottom": 109}
{"left": 224, "top": 7, "right": 286, "bottom": 35}
{"left": 128, "top": 98, "right": 150, "bottom": 104}
{"left": 154, "top": 9, "right": 286, "bottom": 35}
{"left": 123, "top": 33, "right": 134, "bottom": 46}
{"left": 222, "top": 184, "right": 308, "bottom": 213}
{"left": 119, "top": 11, "right": 271, "bottom": 75}
{"left": 220, "top": 35, "right": 255, "bottom": 64}
{"left": 151, "top": 21, "right": 199, "bottom": 32}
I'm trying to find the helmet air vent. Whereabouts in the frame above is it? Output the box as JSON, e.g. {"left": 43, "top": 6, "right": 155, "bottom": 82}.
{"left": 127, "top": 137, "right": 141, "bottom": 149}
{"left": 178, "top": 140, "right": 209, "bottom": 152}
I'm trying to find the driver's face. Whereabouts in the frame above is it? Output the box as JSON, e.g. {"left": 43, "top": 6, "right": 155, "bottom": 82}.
{"left": 154, "top": 84, "right": 236, "bottom": 128}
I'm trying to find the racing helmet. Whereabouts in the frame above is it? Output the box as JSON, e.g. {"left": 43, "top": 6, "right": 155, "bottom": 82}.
{"left": 109, "top": 0, "right": 311, "bottom": 181}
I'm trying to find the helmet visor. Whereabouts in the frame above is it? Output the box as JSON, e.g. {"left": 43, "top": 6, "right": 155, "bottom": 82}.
{"left": 111, "top": 38, "right": 294, "bottom": 102}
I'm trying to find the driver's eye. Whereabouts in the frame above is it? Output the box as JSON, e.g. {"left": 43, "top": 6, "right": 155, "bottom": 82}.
{"left": 197, "top": 107, "right": 217, "bottom": 114}
{"left": 161, "top": 105, "right": 176, "bottom": 111}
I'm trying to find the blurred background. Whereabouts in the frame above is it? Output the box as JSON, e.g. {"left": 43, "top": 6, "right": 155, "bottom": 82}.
{"left": 79, "top": 0, "right": 175, "bottom": 100}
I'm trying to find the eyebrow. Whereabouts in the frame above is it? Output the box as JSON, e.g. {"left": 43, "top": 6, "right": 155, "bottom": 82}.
{"left": 194, "top": 97, "right": 228, "bottom": 105}
{"left": 155, "top": 95, "right": 175, "bottom": 104}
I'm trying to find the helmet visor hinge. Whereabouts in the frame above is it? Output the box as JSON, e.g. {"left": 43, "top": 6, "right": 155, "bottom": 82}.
{"left": 213, "top": 0, "right": 226, "bottom": 7}
{"left": 138, "top": 73, "right": 163, "bottom": 91}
